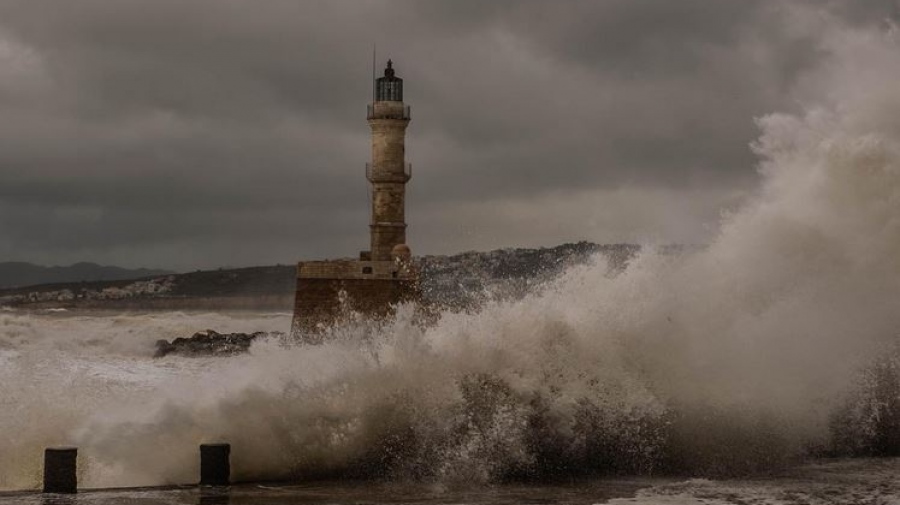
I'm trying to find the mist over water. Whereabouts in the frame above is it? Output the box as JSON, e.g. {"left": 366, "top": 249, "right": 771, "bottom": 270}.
{"left": 4, "top": 17, "right": 900, "bottom": 494}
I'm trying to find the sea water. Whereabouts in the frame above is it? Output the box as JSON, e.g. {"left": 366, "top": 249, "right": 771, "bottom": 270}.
{"left": 1, "top": 307, "right": 899, "bottom": 505}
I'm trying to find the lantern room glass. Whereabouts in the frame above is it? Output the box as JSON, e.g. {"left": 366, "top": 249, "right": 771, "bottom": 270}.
{"left": 375, "top": 60, "right": 403, "bottom": 102}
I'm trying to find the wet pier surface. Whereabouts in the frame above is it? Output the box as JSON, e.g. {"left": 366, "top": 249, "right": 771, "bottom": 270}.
{"left": 5, "top": 458, "right": 900, "bottom": 505}
{"left": 0, "top": 479, "right": 651, "bottom": 505}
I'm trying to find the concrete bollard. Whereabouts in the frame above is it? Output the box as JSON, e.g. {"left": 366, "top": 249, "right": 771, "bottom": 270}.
{"left": 199, "top": 443, "right": 230, "bottom": 486}
{"left": 43, "top": 447, "right": 77, "bottom": 494}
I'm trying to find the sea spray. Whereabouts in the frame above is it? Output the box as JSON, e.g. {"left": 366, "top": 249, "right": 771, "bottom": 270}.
{"left": 0, "top": 311, "right": 292, "bottom": 489}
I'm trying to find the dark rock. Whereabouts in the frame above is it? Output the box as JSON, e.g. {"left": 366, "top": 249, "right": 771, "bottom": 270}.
{"left": 154, "top": 329, "right": 282, "bottom": 357}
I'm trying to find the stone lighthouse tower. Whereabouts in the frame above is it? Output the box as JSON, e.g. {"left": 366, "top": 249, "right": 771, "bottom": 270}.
{"left": 367, "top": 60, "right": 412, "bottom": 262}
{"left": 291, "top": 59, "right": 419, "bottom": 340}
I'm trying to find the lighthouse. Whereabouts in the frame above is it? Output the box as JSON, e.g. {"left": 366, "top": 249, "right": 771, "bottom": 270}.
{"left": 291, "top": 59, "right": 419, "bottom": 340}
{"left": 367, "top": 60, "right": 412, "bottom": 262}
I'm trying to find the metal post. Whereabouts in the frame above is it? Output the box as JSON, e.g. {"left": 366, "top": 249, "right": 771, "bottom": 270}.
{"left": 43, "top": 447, "right": 77, "bottom": 494}
{"left": 199, "top": 443, "right": 230, "bottom": 486}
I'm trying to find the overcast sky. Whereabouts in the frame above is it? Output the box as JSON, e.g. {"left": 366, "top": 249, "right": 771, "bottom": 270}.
{"left": 0, "top": 1, "right": 896, "bottom": 270}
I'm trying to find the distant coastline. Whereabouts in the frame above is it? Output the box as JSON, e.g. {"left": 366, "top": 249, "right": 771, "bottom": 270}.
{"left": 0, "top": 242, "right": 644, "bottom": 312}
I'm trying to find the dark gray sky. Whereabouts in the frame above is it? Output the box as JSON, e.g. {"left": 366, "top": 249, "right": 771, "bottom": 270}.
{"left": 0, "top": 0, "right": 895, "bottom": 270}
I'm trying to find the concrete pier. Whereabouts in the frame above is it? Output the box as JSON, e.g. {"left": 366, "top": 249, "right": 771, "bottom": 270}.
{"left": 199, "top": 486, "right": 231, "bottom": 505}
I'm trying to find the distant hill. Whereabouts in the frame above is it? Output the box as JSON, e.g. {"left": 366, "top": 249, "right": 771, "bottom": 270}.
{"left": 0, "top": 243, "right": 650, "bottom": 310}
{"left": 0, "top": 261, "right": 174, "bottom": 289}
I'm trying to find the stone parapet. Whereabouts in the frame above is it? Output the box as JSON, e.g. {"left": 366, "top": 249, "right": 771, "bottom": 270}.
{"left": 298, "top": 259, "right": 415, "bottom": 280}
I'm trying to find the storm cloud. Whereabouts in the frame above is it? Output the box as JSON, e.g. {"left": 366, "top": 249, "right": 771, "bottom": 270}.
{"left": 0, "top": 0, "right": 895, "bottom": 270}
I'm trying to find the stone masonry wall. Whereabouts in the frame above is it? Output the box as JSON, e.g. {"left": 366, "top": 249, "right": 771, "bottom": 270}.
{"left": 292, "top": 276, "right": 418, "bottom": 343}
{"left": 291, "top": 259, "right": 419, "bottom": 343}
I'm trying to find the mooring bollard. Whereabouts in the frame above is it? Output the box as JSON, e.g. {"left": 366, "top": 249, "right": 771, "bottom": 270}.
{"left": 199, "top": 443, "right": 230, "bottom": 486}
{"left": 43, "top": 447, "right": 77, "bottom": 494}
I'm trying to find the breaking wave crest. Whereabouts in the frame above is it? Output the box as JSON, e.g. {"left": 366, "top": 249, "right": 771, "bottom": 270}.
{"left": 4, "top": 16, "right": 900, "bottom": 491}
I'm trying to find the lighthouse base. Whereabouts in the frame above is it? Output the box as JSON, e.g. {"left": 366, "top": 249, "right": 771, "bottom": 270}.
{"left": 290, "top": 259, "right": 419, "bottom": 343}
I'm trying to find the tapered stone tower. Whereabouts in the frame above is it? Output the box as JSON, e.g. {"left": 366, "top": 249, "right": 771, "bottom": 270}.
{"left": 367, "top": 60, "right": 412, "bottom": 261}
{"left": 292, "top": 60, "right": 418, "bottom": 340}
